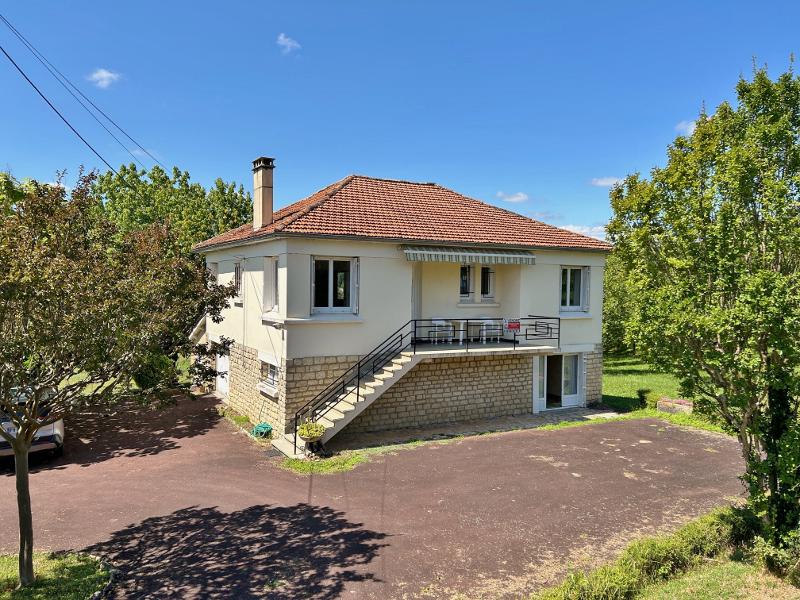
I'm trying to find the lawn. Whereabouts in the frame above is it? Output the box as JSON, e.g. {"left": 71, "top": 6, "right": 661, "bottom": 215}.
{"left": 0, "top": 553, "right": 109, "bottom": 599}
{"left": 639, "top": 557, "right": 799, "bottom": 600}
{"left": 602, "top": 354, "right": 681, "bottom": 412}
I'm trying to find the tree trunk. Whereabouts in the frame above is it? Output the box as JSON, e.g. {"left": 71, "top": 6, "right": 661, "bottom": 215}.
{"left": 765, "top": 380, "right": 794, "bottom": 543}
{"left": 14, "top": 442, "right": 34, "bottom": 587}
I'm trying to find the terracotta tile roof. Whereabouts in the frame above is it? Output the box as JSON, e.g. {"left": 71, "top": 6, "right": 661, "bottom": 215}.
{"left": 194, "top": 175, "right": 612, "bottom": 252}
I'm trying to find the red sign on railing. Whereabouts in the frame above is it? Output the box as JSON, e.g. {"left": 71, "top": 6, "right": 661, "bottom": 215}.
{"left": 504, "top": 319, "right": 521, "bottom": 331}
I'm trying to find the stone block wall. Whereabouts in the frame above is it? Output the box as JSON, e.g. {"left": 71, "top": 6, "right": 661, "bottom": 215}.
{"left": 224, "top": 342, "right": 284, "bottom": 430}
{"left": 584, "top": 346, "right": 603, "bottom": 405}
{"left": 344, "top": 354, "right": 534, "bottom": 434}
{"left": 282, "top": 354, "right": 361, "bottom": 434}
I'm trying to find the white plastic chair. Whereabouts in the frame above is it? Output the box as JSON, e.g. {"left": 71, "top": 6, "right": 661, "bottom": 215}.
{"left": 431, "top": 319, "right": 454, "bottom": 344}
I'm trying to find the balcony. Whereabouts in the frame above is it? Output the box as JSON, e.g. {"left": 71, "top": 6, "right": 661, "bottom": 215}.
{"left": 410, "top": 316, "right": 559, "bottom": 356}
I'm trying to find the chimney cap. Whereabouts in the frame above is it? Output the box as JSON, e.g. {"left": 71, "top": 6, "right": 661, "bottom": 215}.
{"left": 252, "top": 156, "right": 275, "bottom": 171}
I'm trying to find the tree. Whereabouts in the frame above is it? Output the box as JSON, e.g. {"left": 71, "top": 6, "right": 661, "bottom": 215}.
{"left": 0, "top": 172, "right": 233, "bottom": 586}
{"left": 95, "top": 164, "right": 251, "bottom": 254}
{"left": 602, "top": 250, "right": 634, "bottom": 353}
{"left": 608, "top": 67, "right": 800, "bottom": 543}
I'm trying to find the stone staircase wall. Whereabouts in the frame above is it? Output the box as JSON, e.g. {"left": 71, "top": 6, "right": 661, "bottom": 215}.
{"left": 343, "top": 353, "right": 534, "bottom": 434}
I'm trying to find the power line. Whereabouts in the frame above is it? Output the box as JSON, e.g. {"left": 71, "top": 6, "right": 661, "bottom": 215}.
{"left": 0, "top": 42, "right": 118, "bottom": 174}
{"left": 0, "top": 13, "right": 165, "bottom": 170}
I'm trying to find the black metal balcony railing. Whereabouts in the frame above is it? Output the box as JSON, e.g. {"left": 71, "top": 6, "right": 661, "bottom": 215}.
{"left": 293, "top": 316, "right": 560, "bottom": 453}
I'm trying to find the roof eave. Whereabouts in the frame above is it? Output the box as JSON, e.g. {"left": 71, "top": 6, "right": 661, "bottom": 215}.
{"left": 195, "top": 231, "right": 611, "bottom": 253}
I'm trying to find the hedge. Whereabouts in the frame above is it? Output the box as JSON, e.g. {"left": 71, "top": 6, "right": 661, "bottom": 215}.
{"left": 534, "top": 506, "right": 758, "bottom": 600}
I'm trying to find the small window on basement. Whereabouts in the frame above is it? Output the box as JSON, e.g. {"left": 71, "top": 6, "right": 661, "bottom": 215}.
{"left": 260, "top": 361, "right": 279, "bottom": 389}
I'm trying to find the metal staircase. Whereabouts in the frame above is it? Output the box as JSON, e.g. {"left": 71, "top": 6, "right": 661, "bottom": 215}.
{"left": 272, "top": 350, "right": 420, "bottom": 458}
{"left": 271, "top": 316, "right": 560, "bottom": 458}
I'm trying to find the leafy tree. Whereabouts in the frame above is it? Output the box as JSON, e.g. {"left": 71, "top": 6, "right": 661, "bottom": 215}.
{"left": 608, "top": 67, "right": 800, "bottom": 543}
{"left": 0, "top": 172, "right": 233, "bottom": 587}
{"left": 602, "top": 250, "right": 634, "bottom": 353}
{"left": 95, "top": 164, "right": 251, "bottom": 254}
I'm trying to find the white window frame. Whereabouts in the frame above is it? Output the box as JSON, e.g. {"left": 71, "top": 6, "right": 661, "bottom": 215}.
{"left": 262, "top": 257, "right": 279, "bottom": 314}
{"left": 257, "top": 360, "right": 280, "bottom": 396}
{"left": 480, "top": 265, "right": 495, "bottom": 301}
{"left": 233, "top": 261, "right": 243, "bottom": 305}
{"left": 560, "top": 266, "right": 590, "bottom": 313}
{"left": 208, "top": 262, "right": 219, "bottom": 282}
{"left": 311, "top": 256, "right": 359, "bottom": 314}
{"left": 459, "top": 264, "right": 473, "bottom": 302}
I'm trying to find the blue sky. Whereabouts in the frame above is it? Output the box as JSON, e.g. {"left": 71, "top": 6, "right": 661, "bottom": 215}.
{"left": 2, "top": 2, "right": 799, "bottom": 237}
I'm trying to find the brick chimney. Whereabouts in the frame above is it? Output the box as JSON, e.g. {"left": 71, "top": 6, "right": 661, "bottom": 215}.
{"left": 252, "top": 156, "right": 275, "bottom": 229}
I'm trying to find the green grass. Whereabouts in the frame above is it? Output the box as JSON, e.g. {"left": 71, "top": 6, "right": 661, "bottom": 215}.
{"left": 279, "top": 439, "right": 435, "bottom": 475}
{"left": 638, "top": 557, "right": 800, "bottom": 599}
{"left": 0, "top": 553, "right": 109, "bottom": 599}
{"left": 603, "top": 354, "right": 681, "bottom": 412}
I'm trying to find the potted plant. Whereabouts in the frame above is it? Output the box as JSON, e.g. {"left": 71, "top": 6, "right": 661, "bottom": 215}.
{"left": 298, "top": 419, "right": 326, "bottom": 444}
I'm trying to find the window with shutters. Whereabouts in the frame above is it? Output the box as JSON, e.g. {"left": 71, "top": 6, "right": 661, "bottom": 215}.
{"left": 560, "top": 266, "right": 590, "bottom": 312}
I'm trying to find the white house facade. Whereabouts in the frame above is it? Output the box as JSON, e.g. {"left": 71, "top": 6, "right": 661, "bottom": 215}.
{"left": 194, "top": 157, "right": 611, "bottom": 457}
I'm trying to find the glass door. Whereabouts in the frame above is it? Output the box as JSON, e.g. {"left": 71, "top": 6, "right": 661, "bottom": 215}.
{"left": 532, "top": 355, "right": 547, "bottom": 413}
{"left": 561, "top": 354, "right": 582, "bottom": 407}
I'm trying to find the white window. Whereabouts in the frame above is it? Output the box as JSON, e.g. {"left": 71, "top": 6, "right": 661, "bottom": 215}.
{"left": 311, "top": 257, "right": 359, "bottom": 313}
{"left": 459, "top": 265, "right": 472, "bottom": 300}
{"left": 263, "top": 257, "right": 278, "bottom": 313}
{"left": 208, "top": 262, "right": 219, "bottom": 282}
{"left": 260, "top": 361, "right": 279, "bottom": 387}
{"left": 460, "top": 264, "right": 495, "bottom": 303}
{"left": 480, "top": 266, "right": 495, "bottom": 300}
{"left": 233, "top": 261, "right": 243, "bottom": 303}
{"left": 560, "top": 266, "right": 589, "bottom": 312}
{"left": 257, "top": 360, "right": 280, "bottom": 395}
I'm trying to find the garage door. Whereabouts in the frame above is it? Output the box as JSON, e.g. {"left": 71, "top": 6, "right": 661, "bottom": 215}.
{"left": 215, "top": 353, "right": 229, "bottom": 397}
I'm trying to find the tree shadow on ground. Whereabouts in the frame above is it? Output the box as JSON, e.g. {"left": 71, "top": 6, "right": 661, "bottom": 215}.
{"left": 0, "top": 393, "right": 222, "bottom": 475}
{"left": 85, "top": 503, "right": 389, "bottom": 599}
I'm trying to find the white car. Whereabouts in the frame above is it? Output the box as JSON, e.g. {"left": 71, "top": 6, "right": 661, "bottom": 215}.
{"left": 0, "top": 388, "right": 65, "bottom": 458}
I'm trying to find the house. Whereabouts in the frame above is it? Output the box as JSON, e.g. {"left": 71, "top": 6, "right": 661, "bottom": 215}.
{"left": 194, "top": 157, "right": 612, "bottom": 457}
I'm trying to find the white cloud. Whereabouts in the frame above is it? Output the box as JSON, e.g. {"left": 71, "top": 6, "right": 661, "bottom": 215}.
{"left": 276, "top": 33, "right": 301, "bottom": 54}
{"left": 530, "top": 210, "right": 563, "bottom": 222}
{"left": 590, "top": 177, "right": 623, "bottom": 188}
{"left": 675, "top": 120, "right": 696, "bottom": 136}
{"left": 87, "top": 68, "right": 121, "bottom": 89}
{"left": 561, "top": 224, "right": 607, "bottom": 240}
{"left": 496, "top": 190, "right": 529, "bottom": 203}
{"left": 131, "top": 148, "right": 161, "bottom": 160}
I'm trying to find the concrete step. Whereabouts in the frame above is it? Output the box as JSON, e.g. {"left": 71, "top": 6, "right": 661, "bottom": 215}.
{"left": 272, "top": 434, "right": 305, "bottom": 459}
{"left": 373, "top": 370, "right": 397, "bottom": 381}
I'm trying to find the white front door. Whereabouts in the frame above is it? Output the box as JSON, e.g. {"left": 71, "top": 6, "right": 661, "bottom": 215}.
{"left": 215, "top": 353, "right": 229, "bottom": 397}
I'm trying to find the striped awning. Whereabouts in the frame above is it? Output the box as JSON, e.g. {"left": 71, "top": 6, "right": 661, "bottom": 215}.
{"left": 402, "top": 245, "right": 535, "bottom": 265}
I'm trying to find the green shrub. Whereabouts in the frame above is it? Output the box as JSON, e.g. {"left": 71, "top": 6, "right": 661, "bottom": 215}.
{"left": 533, "top": 507, "right": 756, "bottom": 599}
{"left": 751, "top": 530, "right": 800, "bottom": 586}
{"left": 298, "top": 420, "right": 325, "bottom": 439}
{"left": 635, "top": 388, "right": 649, "bottom": 409}
{"left": 132, "top": 352, "right": 175, "bottom": 389}
{"left": 231, "top": 415, "right": 250, "bottom": 428}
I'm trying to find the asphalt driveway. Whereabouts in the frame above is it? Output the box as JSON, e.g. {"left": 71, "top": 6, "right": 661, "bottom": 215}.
{"left": 0, "top": 396, "right": 744, "bottom": 599}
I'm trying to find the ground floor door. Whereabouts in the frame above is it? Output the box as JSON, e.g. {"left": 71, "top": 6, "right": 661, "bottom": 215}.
{"left": 215, "top": 353, "right": 229, "bottom": 397}
{"left": 533, "top": 353, "right": 582, "bottom": 411}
